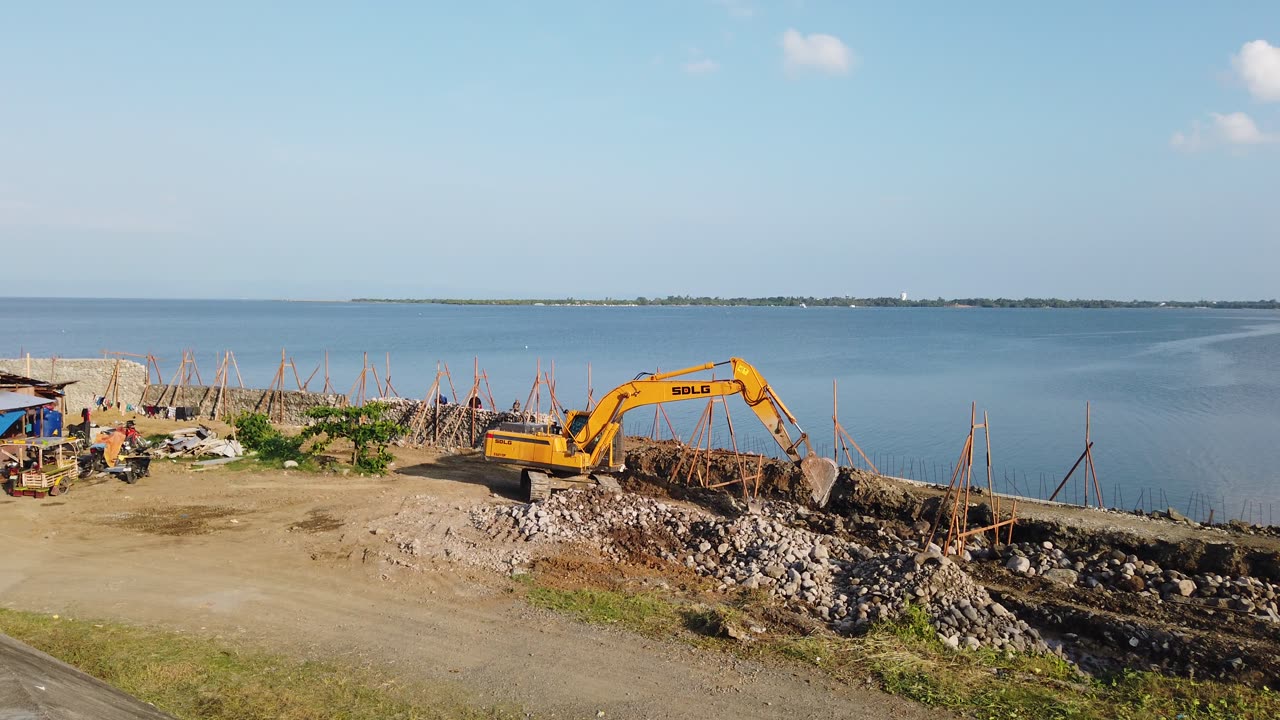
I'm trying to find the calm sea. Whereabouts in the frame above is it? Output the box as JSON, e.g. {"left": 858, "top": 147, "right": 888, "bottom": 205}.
{"left": 8, "top": 299, "right": 1280, "bottom": 519}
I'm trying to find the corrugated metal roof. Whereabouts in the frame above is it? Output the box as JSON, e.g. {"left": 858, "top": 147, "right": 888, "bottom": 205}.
{"left": 0, "top": 372, "right": 74, "bottom": 390}
{"left": 0, "top": 391, "right": 56, "bottom": 412}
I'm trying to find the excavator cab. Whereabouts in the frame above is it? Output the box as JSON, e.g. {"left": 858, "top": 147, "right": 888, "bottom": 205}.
{"left": 565, "top": 411, "right": 590, "bottom": 443}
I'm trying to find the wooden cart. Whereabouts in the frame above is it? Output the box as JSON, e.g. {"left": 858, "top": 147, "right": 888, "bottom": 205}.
{"left": 0, "top": 436, "right": 81, "bottom": 498}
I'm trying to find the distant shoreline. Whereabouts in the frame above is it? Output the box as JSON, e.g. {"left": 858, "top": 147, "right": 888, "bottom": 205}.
{"left": 350, "top": 297, "right": 1280, "bottom": 310}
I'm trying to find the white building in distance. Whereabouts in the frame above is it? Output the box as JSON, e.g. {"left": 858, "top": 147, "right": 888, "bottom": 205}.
{"left": 900, "top": 291, "right": 908, "bottom": 301}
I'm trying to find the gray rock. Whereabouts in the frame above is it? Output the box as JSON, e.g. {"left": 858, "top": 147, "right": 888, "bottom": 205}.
{"left": 913, "top": 550, "right": 949, "bottom": 567}
{"left": 1043, "top": 568, "right": 1080, "bottom": 586}
{"left": 763, "top": 563, "right": 786, "bottom": 579}
{"left": 1174, "top": 579, "right": 1197, "bottom": 597}
{"left": 1006, "top": 555, "right": 1032, "bottom": 574}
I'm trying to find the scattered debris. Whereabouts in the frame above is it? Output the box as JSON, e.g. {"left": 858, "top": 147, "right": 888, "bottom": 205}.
{"left": 153, "top": 426, "right": 243, "bottom": 459}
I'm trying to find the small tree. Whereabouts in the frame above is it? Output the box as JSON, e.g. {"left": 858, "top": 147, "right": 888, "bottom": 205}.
{"left": 301, "top": 402, "right": 405, "bottom": 474}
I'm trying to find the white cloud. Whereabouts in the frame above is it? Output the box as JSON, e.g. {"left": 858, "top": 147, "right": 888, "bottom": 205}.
{"left": 1172, "top": 112, "right": 1274, "bottom": 151}
{"left": 1212, "top": 111, "right": 1271, "bottom": 144}
{"left": 683, "top": 58, "right": 720, "bottom": 75}
{"left": 712, "top": 0, "right": 754, "bottom": 19}
{"left": 1232, "top": 40, "right": 1280, "bottom": 102}
{"left": 781, "top": 29, "right": 854, "bottom": 75}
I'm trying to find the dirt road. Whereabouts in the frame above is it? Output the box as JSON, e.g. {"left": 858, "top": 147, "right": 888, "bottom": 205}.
{"left": 0, "top": 451, "right": 939, "bottom": 720}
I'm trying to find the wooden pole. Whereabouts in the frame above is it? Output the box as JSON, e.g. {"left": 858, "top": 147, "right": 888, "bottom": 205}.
{"left": 833, "top": 380, "right": 839, "bottom": 462}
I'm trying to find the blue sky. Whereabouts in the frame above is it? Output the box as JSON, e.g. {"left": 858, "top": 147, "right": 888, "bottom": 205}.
{"left": 2, "top": 2, "right": 1277, "bottom": 300}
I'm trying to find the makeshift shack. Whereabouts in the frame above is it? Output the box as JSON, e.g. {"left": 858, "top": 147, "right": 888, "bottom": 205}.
{"left": 0, "top": 372, "right": 71, "bottom": 413}
{"left": 0, "top": 391, "right": 63, "bottom": 440}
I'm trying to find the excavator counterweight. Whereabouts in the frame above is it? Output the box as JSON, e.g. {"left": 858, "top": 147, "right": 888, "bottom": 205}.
{"left": 483, "top": 358, "right": 839, "bottom": 505}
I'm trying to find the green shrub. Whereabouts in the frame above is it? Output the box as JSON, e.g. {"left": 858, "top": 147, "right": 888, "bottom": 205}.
{"left": 231, "top": 412, "right": 308, "bottom": 462}
{"left": 231, "top": 412, "right": 278, "bottom": 450}
{"left": 301, "top": 402, "right": 405, "bottom": 474}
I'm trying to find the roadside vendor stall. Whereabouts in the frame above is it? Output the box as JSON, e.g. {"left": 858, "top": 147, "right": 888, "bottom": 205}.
{"left": 1, "top": 436, "right": 81, "bottom": 497}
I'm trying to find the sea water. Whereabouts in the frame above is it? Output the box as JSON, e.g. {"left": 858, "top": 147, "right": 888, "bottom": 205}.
{"left": 8, "top": 298, "right": 1280, "bottom": 518}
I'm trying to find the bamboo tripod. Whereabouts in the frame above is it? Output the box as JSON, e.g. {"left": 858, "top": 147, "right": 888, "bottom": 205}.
{"left": 211, "top": 351, "right": 245, "bottom": 420}
{"left": 266, "top": 349, "right": 296, "bottom": 422}
{"left": 102, "top": 358, "right": 123, "bottom": 410}
{"left": 523, "top": 359, "right": 557, "bottom": 418}
{"left": 1048, "top": 402, "right": 1103, "bottom": 507}
{"left": 158, "top": 350, "right": 202, "bottom": 406}
{"left": 463, "top": 357, "right": 498, "bottom": 446}
{"left": 645, "top": 367, "right": 681, "bottom": 442}
{"left": 925, "top": 403, "right": 1016, "bottom": 556}
{"left": 347, "top": 352, "right": 395, "bottom": 406}
{"left": 832, "top": 380, "right": 877, "bottom": 473}
{"left": 671, "top": 388, "right": 765, "bottom": 499}
{"left": 408, "top": 363, "right": 460, "bottom": 445}
{"left": 321, "top": 351, "right": 335, "bottom": 394}
{"left": 100, "top": 350, "right": 163, "bottom": 385}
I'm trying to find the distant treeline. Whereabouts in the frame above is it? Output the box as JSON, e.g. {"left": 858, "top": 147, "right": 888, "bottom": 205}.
{"left": 351, "top": 296, "right": 1280, "bottom": 309}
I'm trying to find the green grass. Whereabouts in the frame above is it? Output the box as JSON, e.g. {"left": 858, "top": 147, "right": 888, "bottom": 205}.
{"left": 518, "top": 581, "right": 1280, "bottom": 720}
{"left": 525, "top": 586, "right": 683, "bottom": 634}
{"left": 0, "top": 609, "right": 520, "bottom": 720}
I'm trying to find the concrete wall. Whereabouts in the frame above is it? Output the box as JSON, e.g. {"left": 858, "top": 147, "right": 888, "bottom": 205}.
{"left": 0, "top": 631, "right": 175, "bottom": 719}
{"left": 139, "top": 384, "right": 347, "bottom": 425}
{"left": 0, "top": 358, "right": 148, "bottom": 414}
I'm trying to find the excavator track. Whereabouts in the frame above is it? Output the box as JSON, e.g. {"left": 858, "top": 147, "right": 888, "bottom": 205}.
{"left": 521, "top": 470, "right": 552, "bottom": 502}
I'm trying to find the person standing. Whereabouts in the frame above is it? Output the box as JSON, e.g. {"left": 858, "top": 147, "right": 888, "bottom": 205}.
{"left": 81, "top": 407, "right": 92, "bottom": 444}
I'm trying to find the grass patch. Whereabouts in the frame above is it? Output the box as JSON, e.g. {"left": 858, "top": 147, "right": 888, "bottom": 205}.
{"left": 517, "top": 577, "right": 1280, "bottom": 720}
{"left": 0, "top": 609, "right": 519, "bottom": 720}
{"left": 525, "top": 586, "right": 682, "bottom": 635}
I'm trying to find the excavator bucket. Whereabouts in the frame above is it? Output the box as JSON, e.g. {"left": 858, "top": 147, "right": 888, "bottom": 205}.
{"left": 800, "top": 455, "right": 840, "bottom": 507}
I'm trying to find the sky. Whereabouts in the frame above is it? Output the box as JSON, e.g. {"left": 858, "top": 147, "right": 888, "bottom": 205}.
{"left": 1, "top": 2, "right": 1278, "bottom": 301}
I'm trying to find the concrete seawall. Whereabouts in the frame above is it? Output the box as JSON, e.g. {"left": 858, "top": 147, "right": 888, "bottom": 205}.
{"left": 0, "top": 358, "right": 148, "bottom": 414}
{"left": 139, "top": 385, "right": 347, "bottom": 425}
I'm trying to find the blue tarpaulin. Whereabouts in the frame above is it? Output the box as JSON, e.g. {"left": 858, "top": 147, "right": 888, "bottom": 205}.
{"left": 0, "top": 410, "right": 22, "bottom": 435}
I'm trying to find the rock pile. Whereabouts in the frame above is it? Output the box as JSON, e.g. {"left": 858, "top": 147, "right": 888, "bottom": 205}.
{"left": 995, "top": 541, "right": 1280, "bottom": 622}
{"left": 471, "top": 490, "right": 1052, "bottom": 654}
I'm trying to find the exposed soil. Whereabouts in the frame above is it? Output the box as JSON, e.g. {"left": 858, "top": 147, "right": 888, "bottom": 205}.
{"left": 0, "top": 419, "right": 940, "bottom": 720}
{"left": 5, "top": 413, "right": 1276, "bottom": 718}
{"left": 104, "top": 504, "right": 246, "bottom": 536}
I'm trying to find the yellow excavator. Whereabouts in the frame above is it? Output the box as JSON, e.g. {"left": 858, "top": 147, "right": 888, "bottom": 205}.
{"left": 482, "top": 358, "right": 840, "bottom": 505}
